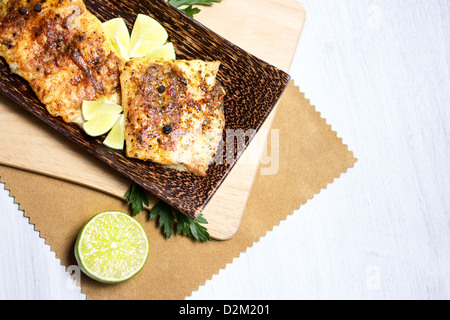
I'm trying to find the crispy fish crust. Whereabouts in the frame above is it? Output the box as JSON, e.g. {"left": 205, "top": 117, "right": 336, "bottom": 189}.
{"left": 0, "top": 0, "right": 124, "bottom": 124}
{"left": 121, "top": 58, "right": 225, "bottom": 176}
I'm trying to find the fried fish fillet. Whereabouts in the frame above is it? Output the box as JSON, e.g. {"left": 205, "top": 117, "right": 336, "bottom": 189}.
{"left": 0, "top": 0, "right": 124, "bottom": 124}
{"left": 121, "top": 58, "right": 226, "bottom": 176}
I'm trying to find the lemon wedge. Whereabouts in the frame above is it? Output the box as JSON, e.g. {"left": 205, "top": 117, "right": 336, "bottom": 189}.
{"left": 146, "top": 42, "right": 176, "bottom": 60}
{"left": 82, "top": 101, "right": 123, "bottom": 121}
{"left": 130, "top": 14, "right": 168, "bottom": 58}
{"left": 103, "top": 113, "right": 125, "bottom": 150}
{"left": 102, "top": 18, "right": 131, "bottom": 60}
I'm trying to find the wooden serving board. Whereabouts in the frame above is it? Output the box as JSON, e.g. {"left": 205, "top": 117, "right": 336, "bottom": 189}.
{"left": 0, "top": 0, "right": 305, "bottom": 240}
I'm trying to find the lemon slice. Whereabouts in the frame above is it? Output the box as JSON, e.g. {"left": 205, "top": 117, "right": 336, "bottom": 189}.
{"left": 102, "top": 18, "right": 131, "bottom": 60}
{"left": 82, "top": 101, "right": 123, "bottom": 121}
{"left": 83, "top": 112, "right": 121, "bottom": 137}
{"left": 130, "top": 14, "right": 168, "bottom": 58}
{"left": 103, "top": 113, "right": 125, "bottom": 150}
{"left": 74, "top": 211, "right": 149, "bottom": 284}
{"left": 146, "top": 42, "right": 176, "bottom": 60}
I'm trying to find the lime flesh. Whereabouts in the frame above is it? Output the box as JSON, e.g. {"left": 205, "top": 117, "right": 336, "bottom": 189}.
{"left": 146, "top": 42, "right": 176, "bottom": 60}
{"left": 103, "top": 113, "right": 125, "bottom": 150}
{"left": 82, "top": 101, "right": 123, "bottom": 121}
{"left": 130, "top": 14, "right": 168, "bottom": 58}
{"left": 83, "top": 112, "right": 121, "bottom": 137}
{"left": 102, "top": 18, "right": 131, "bottom": 60}
{"left": 75, "top": 211, "right": 149, "bottom": 284}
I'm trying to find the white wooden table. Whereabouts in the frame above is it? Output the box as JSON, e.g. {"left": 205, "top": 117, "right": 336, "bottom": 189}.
{"left": 1, "top": 0, "right": 449, "bottom": 300}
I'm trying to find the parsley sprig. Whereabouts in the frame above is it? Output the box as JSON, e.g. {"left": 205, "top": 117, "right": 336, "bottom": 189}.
{"left": 125, "top": 182, "right": 149, "bottom": 217}
{"left": 125, "top": 183, "right": 212, "bottom": 242}
{"left": 168, "top": 0, "right": 222, "bottom": 18}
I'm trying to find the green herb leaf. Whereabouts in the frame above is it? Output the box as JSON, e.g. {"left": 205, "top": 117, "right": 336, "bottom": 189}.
{"left": 154, "top": 202, "right": 176, "bottom": 238}
{"left": 149, "top": 200, "right": 212, "bottom": 242}
{"left": 124, "top": 182, "right": 149, "bottom": 216}
{"left": 173, "top": 210, "right": 211, "bottom": 242}
{"left": 125, "top": 183, "right": 212, "bottom": 242}
{"left": 180, "top": 5, "right": 201, "bottom": 17}
{"left": 168, "top": 0, "right": 222, "bottom": 18}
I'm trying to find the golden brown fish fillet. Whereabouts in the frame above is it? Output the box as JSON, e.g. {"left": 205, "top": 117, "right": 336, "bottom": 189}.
{"left": 121, "top": 58, "right": 225, "bottom": 176}
{"left": 0, "top": 0, "right": 124, "bottom": 124}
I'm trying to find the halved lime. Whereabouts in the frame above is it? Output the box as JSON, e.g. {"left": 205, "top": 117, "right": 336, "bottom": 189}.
{"left": 74, "top": 211, "right": 149, "bottom": 284}
{"left": 130, "top": 14, "right": 168, "bottom": 58}
{"left": 146, "top": 42, "right": 176, "bottom": 60}
{"left": 103, "top": 113, "right": 125, "bottom": 150}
